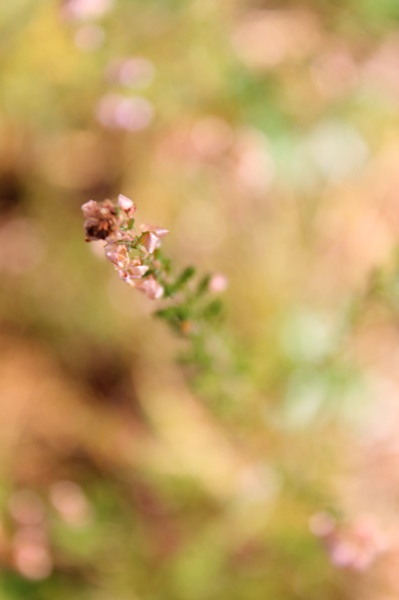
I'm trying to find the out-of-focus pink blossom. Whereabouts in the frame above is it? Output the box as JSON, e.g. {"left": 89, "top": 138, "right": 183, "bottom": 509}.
{"left": 96, "top": 94, "right": 153, "bottom": 131}
{"left": 208, "top": 273, "right": 228, "bottom": 293}
{"left": 141, "top": 231, "right": 159, "bottom": 254}
{"left": 310, "top": 512, "right": 389, "bottom": 572}
{"left": 61, "top": 0, "right": 114, "bottom": 21}
{"left": 232, "top": 9, "right": 320, "bottom": 71}
{"left": 234, "top": 129, "right": 275, "bottom": 195}
{"left": 50, "top": 481, "right": 92, "bottom": 527}
{"left": 106, "top": 57, "right": 155, "bottom": 88}
{"left": 117, "top": 194, "right": 136, "bottom": 214}
{"left": 135, "top": 275, "right": 164, "bottom": 300}
{"left": 12, "top": 527, "right": 52, "bottom": 580}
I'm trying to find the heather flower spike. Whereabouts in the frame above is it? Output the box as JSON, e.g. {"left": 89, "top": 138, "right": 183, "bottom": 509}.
{"left": 82, "top": 197, "right": 227, "bottom": 340}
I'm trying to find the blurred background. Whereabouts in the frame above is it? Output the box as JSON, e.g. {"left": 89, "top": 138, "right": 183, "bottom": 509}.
{"left": 2, "top": 0, "right": 399, "bottom": 598}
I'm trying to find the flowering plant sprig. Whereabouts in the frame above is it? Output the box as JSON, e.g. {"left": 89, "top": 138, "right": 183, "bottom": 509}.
{"left": 82, "top": 195, "right": 227, "bottom": 343}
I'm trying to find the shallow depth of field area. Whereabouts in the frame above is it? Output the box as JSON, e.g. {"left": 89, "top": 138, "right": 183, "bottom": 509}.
{"left": 2, "top": 0, "right": 399, "bottom": 598}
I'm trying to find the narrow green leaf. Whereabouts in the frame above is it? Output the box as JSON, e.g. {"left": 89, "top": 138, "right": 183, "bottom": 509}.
{"left": 197, "top": 274, "right": 211, "bottom": 295}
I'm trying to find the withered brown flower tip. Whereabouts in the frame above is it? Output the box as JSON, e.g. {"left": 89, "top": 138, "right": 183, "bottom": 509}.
{"left": 82, "top": 199, "right": 118, "bottom": 242}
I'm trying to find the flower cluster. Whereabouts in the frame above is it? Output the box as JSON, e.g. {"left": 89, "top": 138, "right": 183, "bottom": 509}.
{"left": 82, "top": 195, "right": 168, "bottom": 300}
{"left": 310, "top": 512, "right": 389, "bottom": 571}
{"left": 82, "top": 195, "right": 227, "bottom": 353}
{"left": 61, "top": 0, "right": 114, "bottom": 21}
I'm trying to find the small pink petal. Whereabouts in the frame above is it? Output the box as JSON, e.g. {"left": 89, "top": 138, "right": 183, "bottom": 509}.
{"left": 104, "top": 243, "right": 130, "bottom": 269}
{"left": 129, "top": 265, "right": 149, "bottom": 278}
{"left": 117, "top": 194, "right": 136, "bottom": 213}
{"left": 118, "top": 259, "right": 149, "bottom": 284}
{"left": 140, "top": 224, "right": 169, "bottom": 238}
{"left": 81, "top": 199, "right": 98, "bottom": 219}
{"left": 141, "top": 231, "right": 159, "bottom": 254}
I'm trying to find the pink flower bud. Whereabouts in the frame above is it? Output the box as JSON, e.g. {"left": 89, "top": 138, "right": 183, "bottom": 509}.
{"left": 140, "top": 224, "right": 169, "bottom": 238}
{"left": 81, "top": 199, "right": 99, "bottom": 219}
{"left": 117, "top": 194, "right": 136, "bottom": 215}
{"left": 209, "top": 273, "right": 228, "bottom": 293}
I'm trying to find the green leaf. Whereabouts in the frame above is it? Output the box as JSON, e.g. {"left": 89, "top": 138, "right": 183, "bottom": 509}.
{"left": 155, "top": 304, "right": 193, "bottom": 333}
{"left": 154, "top": 249, "right": 172, "bottom": 273}
{"left": 202, "top": 299, "right": 224, "bottom": 320}
{"left": 176, "top": 266, "right": 196, "bottom": 287}
{"left": 168, "top": 266, "right": 196, "bottom": 295}
{"left": 197, "top": 274, "right": 211, "bottom": 295}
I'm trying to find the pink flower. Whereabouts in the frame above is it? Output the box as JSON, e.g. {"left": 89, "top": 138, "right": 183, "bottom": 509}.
{"left": 139, "top": 225, "right": 169, "bottom": 254}
{"left": 135, "top": 275, "right": 164, "bottom": 300}
{"left": 50, "top": 481, "right": 92, "bottom": 527}
{"left": 106, "top": 57, "right": 155, "bottom": 88}
{"left": 141, "top": 231, "right": 159, "bottom": 254}
{"left": 209, "top": 273, "right": 228, "bottom": 293}
{"left": 95, "top": 94, "right": 153, "bottom": 131}
{"left": 310, "top": 512, "right": 389, "bottom": 572}
{"left": 12, "top": 527, "right": 52, "bottom": 580}
{"left": 117, "top": 194, "right": 136, "bottom": 217}
{"left": 118, "top": 259, "right": 149, "bottom": 285}
{"left": 104, "top": 243, "right": 130, "bottom": 269}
